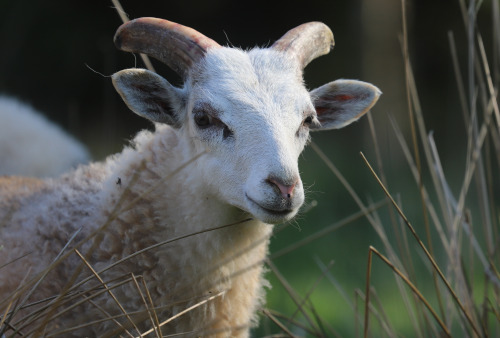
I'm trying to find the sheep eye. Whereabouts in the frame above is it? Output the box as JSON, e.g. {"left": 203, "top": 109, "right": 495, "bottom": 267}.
{"left": 302, "top": 115, "right": 316, "bottom": 127}
{"left": 194, "top": 113, "right": 212, "bottom": 128}
{"left": 223, "top": 126, "right": 233, "bottom": 139}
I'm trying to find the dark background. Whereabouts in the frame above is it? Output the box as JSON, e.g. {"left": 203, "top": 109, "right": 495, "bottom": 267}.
{"left": 0, "top": 0, "right": 468, "bottom": 157}
{"left": 0, "top": 0, "right": 494, "bottom": 335}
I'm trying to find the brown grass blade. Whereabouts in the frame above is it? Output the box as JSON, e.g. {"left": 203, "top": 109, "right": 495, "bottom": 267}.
{"left": 137, "top": 290, "right": 226, "bottom": 337}
{"left": 74, "top": 249, "right": 138, "bottom": 336}
{"left": 270, "top": 199, "right": 387, "bottom": 260}
{"left": 261, "top": 309, "right": 302, "bottom": 338}
{"left": 139, "top": 277, "right": 162, "bottom": 337}
{"left": 266, "top": 259, "right": 321, "bottom": 334}
{"left": 110, "top": 0, "right": 156, "bottom": 73}
{"left": 363, "top": 246, "right": 450, "bottom": 337}
{"left": 360, "top": 152, "right": 481, "bottom": 336}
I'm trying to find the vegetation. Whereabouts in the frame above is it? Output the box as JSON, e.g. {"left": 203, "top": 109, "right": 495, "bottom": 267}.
{"left": 259, "top": 1, "right": 500, "bottom": 336}
{"left": 1, "top": 0, "right": 499, "bottom": 336}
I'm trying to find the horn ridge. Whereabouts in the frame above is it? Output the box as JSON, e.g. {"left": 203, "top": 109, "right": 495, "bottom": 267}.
{"left": 114, "top": 17, "right": 221, "bottom": 78}
{"left": 272, "top": 22, "right": 334, "bottom": 69}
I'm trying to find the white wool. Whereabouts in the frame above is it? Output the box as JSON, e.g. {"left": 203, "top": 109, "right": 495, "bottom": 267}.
{"left": 0, "top": 96, "right": 89, "bottom": 178}
{"left": 0, "top": 122, "right": 271, "bottom": 337}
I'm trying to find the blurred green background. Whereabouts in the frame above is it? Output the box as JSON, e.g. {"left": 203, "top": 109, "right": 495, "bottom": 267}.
{"left": 0, "top": 0, "right": 496, "bottom": 336}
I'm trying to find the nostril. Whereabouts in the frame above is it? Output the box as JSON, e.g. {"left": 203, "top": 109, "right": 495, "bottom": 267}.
{"left": 267, "top": 177, "right": 297, "bottom": 199}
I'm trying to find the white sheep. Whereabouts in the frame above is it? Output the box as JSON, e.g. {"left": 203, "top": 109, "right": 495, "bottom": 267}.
{"left": 0, "top": 18, "right": 380, "bottom": 337}
{"left": 0, "top": 96, "right": 90, "bottom": 178}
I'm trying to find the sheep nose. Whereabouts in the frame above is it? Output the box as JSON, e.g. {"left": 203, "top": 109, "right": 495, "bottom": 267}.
{"left": 267, "top": 177, "right": 298, "bottom": 199}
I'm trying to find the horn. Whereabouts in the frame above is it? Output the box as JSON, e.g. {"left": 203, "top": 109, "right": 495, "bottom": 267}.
{"left": 272, "top": 22, "right": 334, "bottom": 69}
{"left": 114, "top": 17, "right": 221, "bottom": 78}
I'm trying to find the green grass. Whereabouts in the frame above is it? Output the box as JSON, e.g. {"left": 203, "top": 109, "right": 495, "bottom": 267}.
{"left": 256, "top": 0, "right": 500, "bottom": 336}
{"left": 2, "top": 0, "right": 500, "bottom": 336}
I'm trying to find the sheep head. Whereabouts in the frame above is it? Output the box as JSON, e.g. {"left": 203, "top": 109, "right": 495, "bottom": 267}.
{"left": 112, "top": 18, "right": 381, "bottom": 224}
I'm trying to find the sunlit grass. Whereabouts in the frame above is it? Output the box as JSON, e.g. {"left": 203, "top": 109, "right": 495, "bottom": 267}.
{"left": 2, "top": 0, "right": 500, "bottom": 336}
{"left": 259, "top": 0, "right": 500, "bottom": 336}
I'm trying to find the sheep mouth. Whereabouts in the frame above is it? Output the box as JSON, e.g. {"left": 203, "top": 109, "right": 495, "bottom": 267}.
{"left": 245, "top": 194, "right": 294, "bottom": 217}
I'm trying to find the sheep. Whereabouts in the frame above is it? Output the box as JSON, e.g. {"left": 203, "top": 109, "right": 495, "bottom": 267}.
{"left": 0, "top": 18, "right": 380, "bottom": 337}
{"left": 0, "top": 96, "right": 90, "bottom": 178}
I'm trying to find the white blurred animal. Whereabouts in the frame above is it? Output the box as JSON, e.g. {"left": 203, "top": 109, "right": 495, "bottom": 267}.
{"left": 0, "top": 96, "right": 89, "bottom": 177}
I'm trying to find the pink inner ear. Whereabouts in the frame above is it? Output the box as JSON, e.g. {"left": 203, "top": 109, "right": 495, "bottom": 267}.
{"left": 315, "top": 107, "right": 327, "bottom": 115}
{"left": 333, "top": 94, "right": 354, "bottom": 101}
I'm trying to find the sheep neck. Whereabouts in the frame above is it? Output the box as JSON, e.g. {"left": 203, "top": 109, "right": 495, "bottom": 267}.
{"left": 90, "top": 125, "right": 273, "bottom": 334}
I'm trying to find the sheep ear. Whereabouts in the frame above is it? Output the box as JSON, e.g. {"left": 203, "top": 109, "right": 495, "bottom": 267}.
{"left": 310, "top": 80, "right": 381, "bottom": 130}
{"left": 112, "top": 68, "right": 184, "bottom": 127}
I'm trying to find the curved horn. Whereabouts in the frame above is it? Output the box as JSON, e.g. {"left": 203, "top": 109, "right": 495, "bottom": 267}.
{"left": 114, "top": 17, "right": 221, "bottom": 78}
{"left": 272, "top": 22, "right": 334, "bottom": 69}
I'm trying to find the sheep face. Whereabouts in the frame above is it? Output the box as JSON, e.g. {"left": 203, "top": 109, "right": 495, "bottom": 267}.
{"left": 112, "top": 20, "right": 381, "bottom": 224}
{"left": 186, "top": 48, "right": 311, "bottom": 223}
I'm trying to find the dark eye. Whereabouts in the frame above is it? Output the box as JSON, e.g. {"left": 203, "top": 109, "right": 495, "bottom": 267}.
{"left": 194, "top": 112, "right": 212, "bottom": 128}
{"left": 223, "top": 126, "right": 233, "bottom": 139}
{"left": 303, "top": 115, "right": 315, "bottom": 127}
